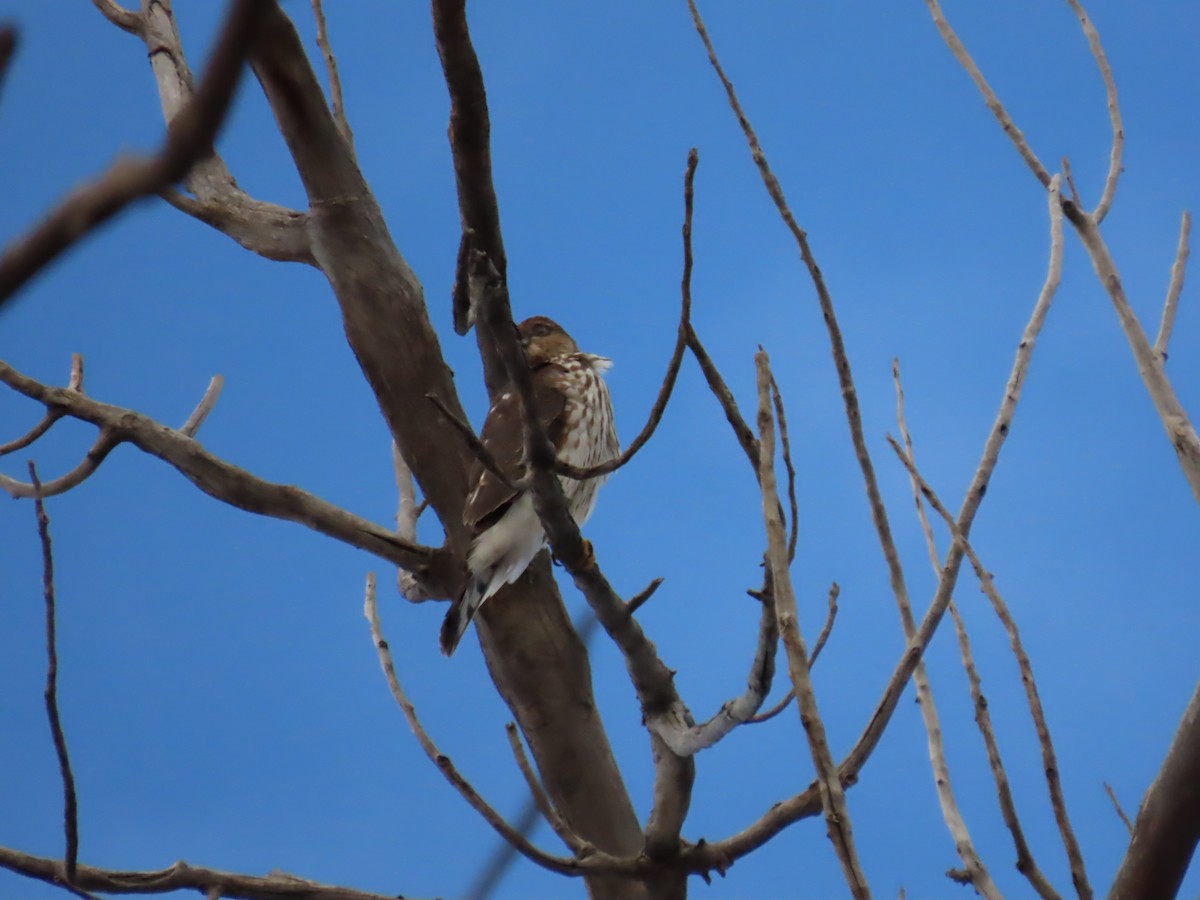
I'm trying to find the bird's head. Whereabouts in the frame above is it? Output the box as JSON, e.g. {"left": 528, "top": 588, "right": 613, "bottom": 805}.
{"left": 518, "top": 316, "right": 578, "bottom": 366}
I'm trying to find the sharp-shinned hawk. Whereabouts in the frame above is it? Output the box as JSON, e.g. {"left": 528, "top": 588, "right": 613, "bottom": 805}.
{"left": 440, "top": 316, "right": 619, "bottom": 655}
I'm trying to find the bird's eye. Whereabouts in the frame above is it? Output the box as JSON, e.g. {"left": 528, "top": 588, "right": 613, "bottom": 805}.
{"left": 535, "top": 323, "right": 550, "bottom": 336}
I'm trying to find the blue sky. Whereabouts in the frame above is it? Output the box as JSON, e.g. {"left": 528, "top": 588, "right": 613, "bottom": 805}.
{"left": 2, "top": 1, "right": 1198, "bottom": 898}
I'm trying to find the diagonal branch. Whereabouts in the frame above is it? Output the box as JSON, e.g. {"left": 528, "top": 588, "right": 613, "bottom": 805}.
{"left": 0, "top": 0, "right": 270, "bottom": 305}
{"left": 0, "top": 358, "right": 456, "bottom": 593}
{"left": 1154, "top": 210, "right": 1191, "bottom": 362}
{"left": 1109, "top": 679, "right": 1200, "bottom": 900}
{"left": 755, "top": 351, "right": 870, "bottom": 899}
{"left": 363, "top": 573, "right": 622, "bottom": 878}
{"left": 892, "top": 363, "right": 1061, "bottom": 900}
{"left": 886, "top": 435, "right": 1086, "bottom": 900}
{"left": 920, "top": 0, "right": 1053, "bottom": 189}
{"left": 669, "top": 172, "right": 1068, "bottom": 879}
{"left": 310, "top": 0, "right": 355, "bottom": 150}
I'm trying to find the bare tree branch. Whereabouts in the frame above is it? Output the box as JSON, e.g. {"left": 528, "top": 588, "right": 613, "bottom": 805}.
{"left": 0, "top": 846, "right": 416, "bottom": 900}
{"left": 768, "top": 373, "right": 799, "bottom": 561}
{"left": 392, "top": 443, "right": 436, "bottom": 603}
{"left": 362, "top": 573, "right": 622, "bottom": 878}
{"left": 920, "top": 0, "right": 1053, "bottom": 189}
{"left": 0, "top": 355, "right": 83, "bottom": 458}
{"left": 686, "top": 326, "right": 758, "bottom": 468}
{"left": 0, "top": 358, "right": 456, "bottom": 592}
{"left": 310, "top": 0, "right": 355, "bottom": 150}
{"left": 755, "top": 350, "right": 870, "bottom": 898}
{"left": 431, "top": 0, "right": 508, "bottom": 349}
{"left": 747, "top": 582, "right": 839, "bottom": 726}
{"left": 504, "top": 723, "right": 592, "bottom": 858}
{"left": 29, "top": 464, "right": 82, "bottom": 887}
{"left": 88, "top": 0, "right": 140, "bottom": 35}
{"left": 1063, "top": 0, "right": 1123, "bottom": 222}
{"left": 669, "top": 173, "right": 1068, "bottom": 878}
{"left": 0, "top": 431, "right": 119, "bottom": 499}
{"left": 557, "top": 149, "right": 697, "bottom": 481}
{"left": 893, "top": 362, "right": 1061, "bottom": 900}
{"left": 1108, "top": 682, "right": 1200, "bottom": 899}
{"left": 0, "top": 0, "right": 270, "bottom": 305}
{"left": 1104, "top": 783, "right": 1134, "bottom": 837}
{"left": 179, "top": 375, "right": 224, "bottom": 437}
{"left": 885, "top": 435, "right": 1088, "bottom": 900}
{"left": 1155, "top": 210, "right": 1191, "bottom": 362}
{"left": 159, "top": 188, "right": 314, "bottom": 265}
{"left": 927, "top": 0, "right": 1200, "bottom": 506}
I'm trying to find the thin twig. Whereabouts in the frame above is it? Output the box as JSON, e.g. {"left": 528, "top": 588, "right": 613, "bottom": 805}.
{"left": 0, "top": 431, "right": 119, "bottom": 499}
{"left": 920, "top": 0, "right": 1053, "bottom": 189}
{"left": 625, "top": 577, "right": 664, "bottom": 618}
{"left": 689, "top": 0, "right": 916, "bottom": 712}
{"left": 309, "top": 0, "right": 354, "bottom": 150}
{"left": 362, "top": 573, "right": 617, "bottom": 878}
{"left": 1061, "top": 157, "right": 1082, "bottom": 208}
{"left": 0, "top": 355, "right": 83, "bottom": 457}
{"left": 768, "top": 373, "right": 799, "bottom": 562}
{"left": 747, "top": 582, "right": 839, "bottom": 725}
{"left": 886, "top": 436, "right": 1089, "bottom": 900}
{"left": 878, "top": 359, "right": 999, "bottom": 896}
{"left": 686, "top": 326, "right": 758, "bottom": 468}
{"left": 426, "top": 392, "right": 522, "bottom": 492}
{"left": 179, "top": 376, "right": 224, "bottom": 437}
{"left": 1063, "top": 0, "right": 1123, "bottom": 222}
{"left": 893, "top": 362, "right": 1061, "bottom": 900}
{"left": 88, "top": 0, "right": 141, "bottom": 34}
{"left": 557, "top": 149, "right": 697, "bottom": 481}
{"left": 1104, "top": 783, "right": 1134, "bottom": 836}
{"left": 0, "top": 0, "right": 268, "bottom": 304}
{"left": 756, "top": 351, "right": 870, "bottom": 899}
{"left": 29, "top": 463, "right": 81, "bottom": 885}
{"left": 1154, "top": 210, "right": 1191, "bottom": 362}
{"left": 504, "top": 723, "right": 591, "bottom": 857}
{"left": 392, "top": 443, "right": 435, "bottom": 603}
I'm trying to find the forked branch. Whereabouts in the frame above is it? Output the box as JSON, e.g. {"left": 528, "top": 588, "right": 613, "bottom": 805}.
{"left": 0, "top": 0, "right": 270, "bottom": 304}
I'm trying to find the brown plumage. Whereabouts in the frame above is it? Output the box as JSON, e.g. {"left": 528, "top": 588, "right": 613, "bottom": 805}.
{"left": 441, "top": 316, "right": 619, "bottom": 655}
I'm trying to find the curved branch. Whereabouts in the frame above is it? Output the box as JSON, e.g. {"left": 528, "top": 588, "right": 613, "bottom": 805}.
{"left": 363, "top": 574, "right": 620, "bottom": 878}
{"left": 160, "top": 188, "right": 314, "bottom": 265}
{"left": 1064, "top": 0, "right": 1123, "bottom": 222}
{"left": 0, "top": 358, "right": 457, "bottom": 593}
{"left": 557, "top": 149, "right": 697, "bottom": 481}
{"left": 0, "top": 0, "right": 269, "bottom": 304}
{"left": 0, "top": 430, "right": 119, "bottom": 499}
{"left": 88, "top": 0, "right": 141, "bottom": 35}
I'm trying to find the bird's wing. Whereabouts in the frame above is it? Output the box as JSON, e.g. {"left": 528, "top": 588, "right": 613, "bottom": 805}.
{"left": 463, "top": 363, "right": 568, "bottom": 532}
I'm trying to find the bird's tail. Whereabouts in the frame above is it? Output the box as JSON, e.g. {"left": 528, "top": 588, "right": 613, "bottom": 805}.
{"left": 440, "top": 578, "right": 487, "bottom": 656}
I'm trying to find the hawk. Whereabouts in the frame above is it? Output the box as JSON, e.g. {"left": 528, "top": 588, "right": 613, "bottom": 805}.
{"left": 440, "top": 316, "right": 619, "bottom": 656}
